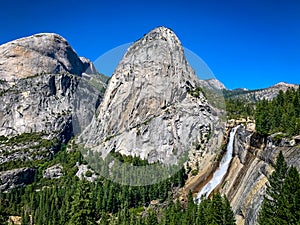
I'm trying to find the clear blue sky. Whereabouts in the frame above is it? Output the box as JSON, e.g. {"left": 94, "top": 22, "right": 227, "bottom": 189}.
{"left": 1, "top": 0, "right": 299, "bottom": 89}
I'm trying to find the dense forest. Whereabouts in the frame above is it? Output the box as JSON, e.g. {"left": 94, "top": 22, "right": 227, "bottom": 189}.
{"left": 255, "top": 88, "right": 300, "bottom": 136}
{"left": 225, "top": 98, "right": 255, "bottom": 119}
{"left": 225, "top": 87, "right": 300, "bottom": 137}
{"left": 1, "top": 144, "right": 299, "bottom": 224}
{"left": 0, "top": 143, "right": 236, "bottom": 225}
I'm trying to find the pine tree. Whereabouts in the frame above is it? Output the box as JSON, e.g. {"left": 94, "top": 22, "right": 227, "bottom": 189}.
{"left": 99, "top": 212, "right": 109, "bottom": 225}
{"left": 278, "top": 166, "right": 300, "bottom": 224}
{"left": 145, "top": 210, "right": 158, "bottom": 225}
{"left": 255, "top": 99, "right": 271, "bottom": 135}
{"left": 68, "top": 181, "right": 96, "bottom": 225}
{"left": 222, "top": 195, "right": 236, "bottom": 225}
{"left": 258, "top": 151, "right": 291, "bottom": 225}
{"left": 186, "top": 190, "right": 196, "bottom": 225}
{"left": 21, "top": 209, "right": 30, "bottom": 225}
{"left": 211, "top": 193, "right": 224, "bottom": 224}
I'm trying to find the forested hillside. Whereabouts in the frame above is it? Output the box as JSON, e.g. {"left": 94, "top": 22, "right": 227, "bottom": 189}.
{"left": 255, "top": 88, "right": 300, "bottom": 136}
{"left": 0, "top": 142, "right": 235, "bottom": 225}
{"left": 226, "top": 87, "right": 300, "bottom": 138}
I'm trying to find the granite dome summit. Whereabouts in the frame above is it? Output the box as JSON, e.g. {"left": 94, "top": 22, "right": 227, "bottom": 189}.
{"left": 82, "top": 26, "right": 224, "bottom": 165}
{"left": 0, "top": 33, "right": 94, "bottom": 81}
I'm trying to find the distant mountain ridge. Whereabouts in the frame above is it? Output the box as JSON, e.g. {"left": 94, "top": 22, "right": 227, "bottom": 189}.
{"left": 199, "top": 78, "right": 226, "bottom": 91}
{"left": 224, "top": 82, "right": 299, "bottom": 101}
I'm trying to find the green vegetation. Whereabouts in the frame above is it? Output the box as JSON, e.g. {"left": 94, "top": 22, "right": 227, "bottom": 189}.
{"left": 258, "top": 151, "right": 300, "bottom": 224}
{"left": 225, "top": 98, "right": 255, "bottom": 119}
{"left": 86, "top": 76, "right": 107, "bottom": 95}
{"left": 109, "top": 191, "right": 235, "bottom": 225}
{"left": 85, "top": 170, "right": 93, "bottom": 177}
{"left": 110, "top": 150, "right": 149, "bottom": 166}
{"left": 191, "top": 169, "right": 199, "bottom": 176}
{"left": 189, "top": 192, "right": 235, "bottom": 225}
{"left": 0, "top": 133, "right": 59, "bottom": 172}
{"left": 225, "top": 87, "right": 300, "bottom": 137}
{"left": 189, "top": 86, "right": 226, "bottom": 110}
{"left": 0, "top": 143, "right": 186, "bottom": 224}
{"left": 188, "top": 87, "right": 206, "bottom": 98}
{"left": 223, "top": 88, "right": 263, "bottom": 102}
{"left": 0, "top": 140, "right": 237, "bottom": 224}
{"left": 255, "top": 88, "right": 300, "bottom": 136}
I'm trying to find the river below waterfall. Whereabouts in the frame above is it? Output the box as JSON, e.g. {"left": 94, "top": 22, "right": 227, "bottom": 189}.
{"left": 195, "top": 125, "right": 239, "bottom": 203}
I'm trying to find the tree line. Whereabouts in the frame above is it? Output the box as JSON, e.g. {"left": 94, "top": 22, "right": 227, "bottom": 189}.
{"left": 255, "top": 87, "right": 300, "bottom": 136}
{"left": 225, "top": 86, "right": 300, "bottom": 137}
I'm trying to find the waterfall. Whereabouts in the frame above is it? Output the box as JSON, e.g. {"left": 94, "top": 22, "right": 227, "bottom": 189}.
{"left": 195, "top": 125, "right": 239, "bottom": 203}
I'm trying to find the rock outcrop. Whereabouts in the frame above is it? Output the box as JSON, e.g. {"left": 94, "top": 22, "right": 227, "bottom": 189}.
{"left": 80, "top": 57, "right": 99, "bottom": 75}
{"left": 219, "top": 126, "right": 300, "bottom": 225}
{"left": 0, "top": 33, "right": 94, "bottom": 81}
{"left": 82, "top": 26, "right": 225, "bottom": 165}
{"left": 0, "top": 168, "right": 36, "bottom": 191}
{"left": 43, "top": 164, "right": 63, "bottom": 179}
{"left": 0, "top": 72, "right": 104, "bottom": 138}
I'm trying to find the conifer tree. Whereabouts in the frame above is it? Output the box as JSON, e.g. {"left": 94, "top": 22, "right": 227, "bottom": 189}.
{"left": 21, "top": 209, "right": 30, "bottom": 225}
{"left": 211, "top": 193, "right": 224, "bottom": 224}
{"left": 278, "top": 166, "right": 300, "bottom": 224}
{"left": 222, "top": 195, "right": 236, "bottom": 225}
{"left": 258, "top": 151, "right": 298, "bottom": 225}
{"left": 145, "top": 210, "right": 158, "bottom": 225}
{"left": 68, "top": 181, "right": 96, "bottom": 225}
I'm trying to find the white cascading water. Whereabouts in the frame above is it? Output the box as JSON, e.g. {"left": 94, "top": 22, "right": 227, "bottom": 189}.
{"left": 195, "top": 125, "right": 239, "bottom": 203}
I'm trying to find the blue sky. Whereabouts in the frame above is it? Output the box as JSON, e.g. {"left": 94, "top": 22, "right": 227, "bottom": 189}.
{"left": 1, "top": 0, "right": 299, "bottom": 89}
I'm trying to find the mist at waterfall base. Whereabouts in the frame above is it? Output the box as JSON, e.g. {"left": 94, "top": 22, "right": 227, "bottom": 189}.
{"left": 195, "top": 126, "right": 239, "bottom": 203}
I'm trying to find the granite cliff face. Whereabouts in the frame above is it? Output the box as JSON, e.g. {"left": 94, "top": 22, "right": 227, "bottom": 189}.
{"left": 83, "top": 27, "right": 225, "bottom": 164}
{"left": 0, "top": 33, "right": 106, "bottom": 190}
{"left": 219, "top": 126, "right": 300, "bottom": 225}
{"left": 0, "top": 168, "right": 36, "bottom": 191}
{"left": 0, "top": 33, "right": 92, "bottom": 81}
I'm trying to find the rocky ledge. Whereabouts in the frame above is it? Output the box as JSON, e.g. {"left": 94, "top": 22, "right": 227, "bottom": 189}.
{"left": 0, "top": 168, "right": 36, "bottom": 191}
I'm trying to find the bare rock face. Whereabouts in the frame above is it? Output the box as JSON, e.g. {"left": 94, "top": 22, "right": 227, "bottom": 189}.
{"left": 0, "top": 168, "right": 36, "bottom": 191}
{"left": 43, "top": 164, "right": 63, "bottom": 179}
{"left": 80, "top": 57, "right": 98, "bottom": 75}
{"left": 252, "top": 82, "right": 299, "bottom": 101}
{"left": 83, "top": 27, "right": 224, "bottom": 164}
{"left": 200, "top": 78, "right": 226, "bottom": 91}
{"left": 220, "top": 126, "right": 300, "bottom": 225}
{"left": 0, "top": 34, "right": 106, "bottom": 180}
{"left": 0, "top": 73, "right": 103, "bottom": 137}
{"left": 0, "top": 33, "right": 87, "bottom": 81}
{"left": 0, "top": 73, "right": 105, "bottom": 169}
